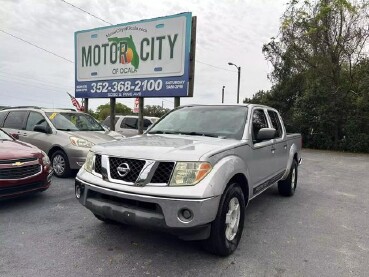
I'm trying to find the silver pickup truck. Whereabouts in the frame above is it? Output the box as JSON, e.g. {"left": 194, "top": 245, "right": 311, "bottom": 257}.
{"left": 76, "top": 104, "right": 302, "bottom": 256}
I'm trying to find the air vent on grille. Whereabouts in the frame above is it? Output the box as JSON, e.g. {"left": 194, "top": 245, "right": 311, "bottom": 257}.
{"left": 109, "top": 157, "right": 145, "bottom": 182}
{"left": 151, "top": 162, "right": 175, "bottom": 184}
{"left": 94, "top": 154, "right": 102, "bottom": 174}
{"left": 0, "top": 164, "right": 41, "bottom": 179}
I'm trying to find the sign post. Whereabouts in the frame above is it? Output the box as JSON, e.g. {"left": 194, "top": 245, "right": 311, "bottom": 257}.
{"left": 138, "top": 98, "right": 144, "bottom": 134}
{"left": 110, "top": 98, "right": 116, "bottom": 131}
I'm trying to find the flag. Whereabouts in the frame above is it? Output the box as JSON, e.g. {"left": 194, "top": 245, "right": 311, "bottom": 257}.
{"left": 67, "top": 92, "right": 83, "bottom": 111}
{"left": 133, "top": 97, "right": 139, "bottom": 113}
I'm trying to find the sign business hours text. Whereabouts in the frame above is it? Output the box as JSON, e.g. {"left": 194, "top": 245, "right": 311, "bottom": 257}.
{"left": 75, "top": 13, "right": 192, "bottom": 98}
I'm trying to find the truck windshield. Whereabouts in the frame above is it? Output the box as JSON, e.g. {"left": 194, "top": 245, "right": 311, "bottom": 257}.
{"left": 148, "top": 106, "right": 248, "bottom": 140}
{"left": 46, "top": 112, "right": 105, "bottom": 131}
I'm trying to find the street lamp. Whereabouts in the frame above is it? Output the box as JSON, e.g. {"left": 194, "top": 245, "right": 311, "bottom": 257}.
{"left": 228, "top": 62, "right": 241, "bottom": 104}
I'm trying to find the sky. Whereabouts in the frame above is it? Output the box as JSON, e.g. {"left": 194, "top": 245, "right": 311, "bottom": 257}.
{"left": 0, "top": 0, "right": 287, "bottom": 111}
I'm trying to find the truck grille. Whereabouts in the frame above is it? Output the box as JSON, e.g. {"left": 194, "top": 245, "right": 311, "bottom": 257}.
{"left": 0, "top": 164, "right": 41, "bottom": 179}
{"left": 94, "top": 154, "right": 102, "bottom": 174}
{"left": 151, "top": 162, "right": 175, "bottom": 184}
{"left": 109, "top": 157, "right": 146, "bottom": 183}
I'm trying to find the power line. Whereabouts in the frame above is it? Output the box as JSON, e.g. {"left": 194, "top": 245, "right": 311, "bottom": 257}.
{"left": 0, "top": 72, "right": 74, "bottom": 91}
{"left": 60, "top": 0, "right": 113, "bottom": 25}
{"left": 0, "top": 77, "right": 67, "bottom": 94}
{"left": 0, "top": 29, "right": 74, "bottom": 63}
{"left": 196, "top": 60, "right": 236, "bottom": 72}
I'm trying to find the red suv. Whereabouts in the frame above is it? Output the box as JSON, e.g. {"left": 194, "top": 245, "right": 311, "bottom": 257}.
{"left": 0, "top": 129, "right": 53, "bottom": 199}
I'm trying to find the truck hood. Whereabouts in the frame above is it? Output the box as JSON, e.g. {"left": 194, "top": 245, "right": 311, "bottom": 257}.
{"left": 92, "top": 134, "right": 242, "bottom": 161}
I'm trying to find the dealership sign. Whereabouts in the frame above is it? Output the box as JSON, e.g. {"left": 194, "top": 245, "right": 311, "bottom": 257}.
{"left": 75, "top": 13, "right": 193, "bottom": 98}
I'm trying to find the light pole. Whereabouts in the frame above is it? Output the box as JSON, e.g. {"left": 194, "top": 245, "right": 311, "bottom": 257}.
{"left": 222, "top": 86, "right": 225, "bottom": 104}
{"left": 228, "top": 62, "right": 241, "bottom": 104}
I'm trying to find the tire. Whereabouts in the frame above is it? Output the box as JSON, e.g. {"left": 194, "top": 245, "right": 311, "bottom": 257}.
{"left": 51, "top": 150, "right": 71, "bottom": 178}
{"left": 94, "top": 214, "right": 117, "bottom": 224}
{"left": 203, "top": 183, "right": 245, "bottom": 256}
{"left": 278, "top": 160, "right": 298, "bottom": 197}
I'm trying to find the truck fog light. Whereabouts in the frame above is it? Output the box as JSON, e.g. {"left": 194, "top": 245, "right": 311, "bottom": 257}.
{"left": 178, "top": 208, "right": 193, "bottom": 222}
{"left": 75, "top": 184, "right": 84, "bottom": 199}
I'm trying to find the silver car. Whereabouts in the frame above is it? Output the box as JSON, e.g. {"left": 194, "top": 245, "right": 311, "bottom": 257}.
{"left": 0, "top": 107, "right": 123, "bottom": 178}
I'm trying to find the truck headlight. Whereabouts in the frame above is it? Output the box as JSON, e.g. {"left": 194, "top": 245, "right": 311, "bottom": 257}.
{"left": 70, "top": 136, "right": 94, "bottom": 148}
{"left": 41, "top": 151, "right": 50, "bottom": 165}
{"left": 170, "top": 162, "right": 212, "bottom": 186}
{"left": 84, "top": 151, "right": 94, "bottom": 173}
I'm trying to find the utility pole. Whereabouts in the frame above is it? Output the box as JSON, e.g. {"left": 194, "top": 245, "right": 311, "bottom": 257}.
{"left": 222, "top": 86, "right": 225, "bottom": 104}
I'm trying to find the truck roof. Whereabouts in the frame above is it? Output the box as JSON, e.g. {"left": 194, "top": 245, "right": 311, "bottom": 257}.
{"left": 178, "top": 103, "right": 274, "bottom": 109}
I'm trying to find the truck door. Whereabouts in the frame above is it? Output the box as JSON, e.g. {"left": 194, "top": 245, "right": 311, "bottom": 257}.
{"left": 267, "top": 110, "right": 288, "bottom": 174}
{"left": 247, "top": 108, "right": 277, "bottom": 192}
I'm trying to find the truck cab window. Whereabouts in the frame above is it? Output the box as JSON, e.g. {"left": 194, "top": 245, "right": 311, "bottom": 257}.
{"left": 252, "top": 109, "right": 268, "bottom": 141}
{"left": 268, "top": 110, "right": 283, "bottom": 138}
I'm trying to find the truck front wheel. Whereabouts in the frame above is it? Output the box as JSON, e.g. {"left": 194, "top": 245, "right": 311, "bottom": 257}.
{"left": 203, "top": 183, "right": 245, "bottom": 256}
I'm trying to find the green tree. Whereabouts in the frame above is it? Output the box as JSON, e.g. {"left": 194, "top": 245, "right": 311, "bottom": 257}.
{"left": 95, "top": 102, "right": 132, "bottom": 120}
{"left": 143, "top": 105, "right": 170, "bottom": 117}
{"left": 246, "top": 0, "right": 369, "bottom": 152}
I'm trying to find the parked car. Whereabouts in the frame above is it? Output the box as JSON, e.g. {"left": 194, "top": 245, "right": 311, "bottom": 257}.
{"left": 76, "top": 104, "right": 302, "bottom": 256}
{"left": 101, "top": 115, "right": 159, "bottom": 137}
{"left": 0, "top": 107, "right": 124, "bottom": 178}
{"left": 0, "top": 128, "right": 53, "bottom": 199}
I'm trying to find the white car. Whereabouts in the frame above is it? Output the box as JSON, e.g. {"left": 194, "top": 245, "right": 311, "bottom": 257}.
{"left": 102, "top": 115, "right": 159, "bottom": 137}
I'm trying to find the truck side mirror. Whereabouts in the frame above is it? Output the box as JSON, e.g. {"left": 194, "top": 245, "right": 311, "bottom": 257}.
{"left": 257, "top": 128, "right": 276, "bottom": 141}
{"left": 11, "top": 133, "right": 19, "bottom": 140}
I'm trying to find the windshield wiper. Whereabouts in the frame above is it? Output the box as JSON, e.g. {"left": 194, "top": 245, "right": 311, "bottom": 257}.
{"left": 149, "top": 130, "right": 221, "bottom": 138}
{"left": 57, "top": 128, "right": 75, "bottom": 131}
{"left": 148, "top": 130, "right": 177, "bottom": 134}
{"left": 177, "top": 131, "right": 220, "bottom": 138}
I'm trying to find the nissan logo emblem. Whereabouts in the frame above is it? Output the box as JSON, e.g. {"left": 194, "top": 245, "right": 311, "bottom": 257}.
{"left": 117, "top": 163, "right": 130, "bottom": 177}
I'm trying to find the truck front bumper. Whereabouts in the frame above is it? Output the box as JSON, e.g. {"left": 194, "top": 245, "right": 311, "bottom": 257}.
{"left": 75, "top": 177, "right": 221, "bottom": 240}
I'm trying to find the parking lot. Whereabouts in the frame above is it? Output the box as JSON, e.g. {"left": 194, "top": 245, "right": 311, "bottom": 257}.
{"left": 1, "top": 149, "right": 368, "bottom": 277}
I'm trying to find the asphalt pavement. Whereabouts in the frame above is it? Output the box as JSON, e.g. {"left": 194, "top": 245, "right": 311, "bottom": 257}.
{"left": 1, "top": 149, "right": 368, "bottom": 277}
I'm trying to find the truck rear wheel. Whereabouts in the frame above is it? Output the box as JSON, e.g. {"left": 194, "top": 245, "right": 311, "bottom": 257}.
{"left": 278, "top": 160, "right": 298, "bottom": 196}
{"left": 203, "top": 183, "right": 245, "bottom": 256}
